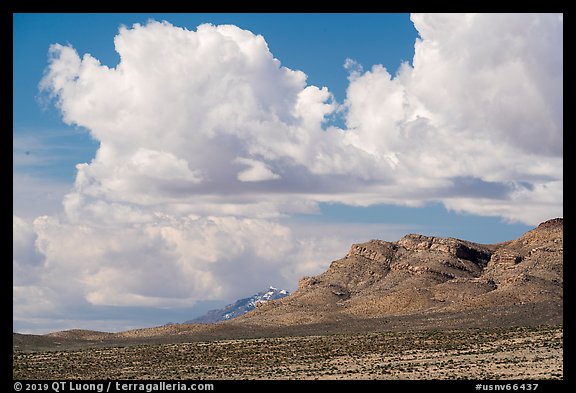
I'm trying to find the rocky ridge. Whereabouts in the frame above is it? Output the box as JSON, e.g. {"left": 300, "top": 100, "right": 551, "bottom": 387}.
{"left": 14, "top": 218, "right": 563, "bottom": 351}
{"left": 232, "top": 218, "right": 562, "bottom": 328}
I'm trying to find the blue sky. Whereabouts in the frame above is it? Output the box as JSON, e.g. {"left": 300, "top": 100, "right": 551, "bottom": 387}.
{"left": 13, "top": 13, "right": 562, "bottom": 333}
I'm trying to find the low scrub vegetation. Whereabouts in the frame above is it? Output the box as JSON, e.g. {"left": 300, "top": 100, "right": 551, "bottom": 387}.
{"left": 13, "top": 325, "right": 562, "bottom": 380}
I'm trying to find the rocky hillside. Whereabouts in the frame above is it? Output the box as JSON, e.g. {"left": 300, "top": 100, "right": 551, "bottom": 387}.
{"left": 15, "top": 219, "right": 562, "bottom": 351}
{"left": 232, "top": 218, "right": 563, "bottom": 328}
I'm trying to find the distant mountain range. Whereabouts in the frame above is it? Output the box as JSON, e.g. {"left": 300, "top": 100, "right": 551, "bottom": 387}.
{"left": 14, "top": 218, "right": 562, "bottom": 353}
{"left": 185, "top": 286, "right": 290, "bottom": 324}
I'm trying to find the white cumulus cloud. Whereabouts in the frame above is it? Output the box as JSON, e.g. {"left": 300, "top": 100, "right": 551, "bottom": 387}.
{"left": 342, "top": 13, "right": 562, "bottom": 220}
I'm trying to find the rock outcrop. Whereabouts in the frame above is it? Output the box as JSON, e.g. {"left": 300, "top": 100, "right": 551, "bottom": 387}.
{"left": 235, "top": 218, "right": 563, "bottom": 328}
{"left": 18, "top": 219, "right": 562, "bottom": 351}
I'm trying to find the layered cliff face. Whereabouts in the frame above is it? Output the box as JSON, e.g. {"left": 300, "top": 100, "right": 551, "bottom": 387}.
{"left": 234, "top": 218, "right": 563, "bottom": 327}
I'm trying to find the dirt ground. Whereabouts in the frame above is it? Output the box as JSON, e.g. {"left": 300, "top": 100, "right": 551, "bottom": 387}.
{"left": 13, "top": 325, "right": 562, "bottom": 380}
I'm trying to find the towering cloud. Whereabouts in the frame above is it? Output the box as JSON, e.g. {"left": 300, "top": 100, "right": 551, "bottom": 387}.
{"left": 342, "top": 13, "right": 562, "bottom": 222}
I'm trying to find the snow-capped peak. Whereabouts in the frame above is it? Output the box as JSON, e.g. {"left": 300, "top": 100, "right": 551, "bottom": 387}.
{"left": 186, "top": 286, "right": 290, "bottom": 324}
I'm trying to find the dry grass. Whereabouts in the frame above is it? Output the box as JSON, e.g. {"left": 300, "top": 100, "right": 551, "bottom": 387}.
{"left": 13, "top": 325, "right": 562, "bottom": 380}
